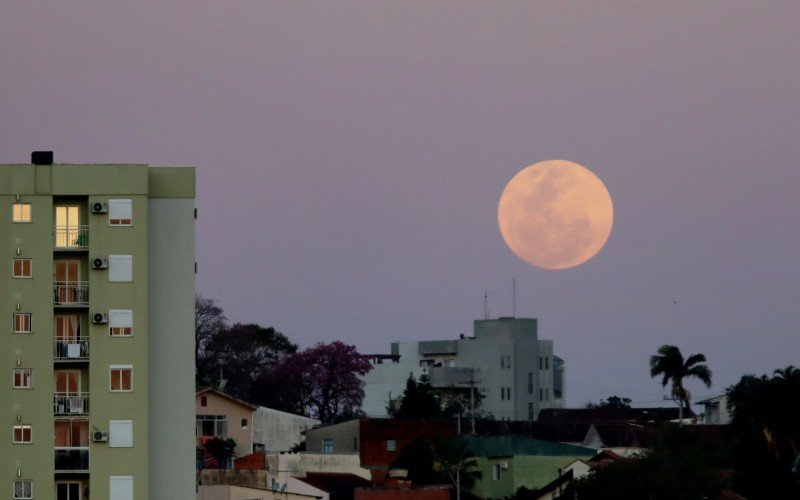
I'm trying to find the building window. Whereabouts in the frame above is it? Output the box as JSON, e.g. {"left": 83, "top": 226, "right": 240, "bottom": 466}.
{"left": 108, "top": 255, "right": 133, "bottom": 282}
{"left": 528, "top": 373, "right": 533, "bottom": 394}
{"left": 539, "top": 388, "right": 543, "bottom": 401}
{"left": 539, "top": 356, "right": 543, "bottom": 370}
{"left": 108, "top": 199, "right": 132, "bottom": 226}
{"left": 507, "top": 387, "right": 512, "bottom": 401}
{"left": 13, "top": 369, "right": 32, "bottom": 389}
{"left": 13, "top": 480, "right": 32, "bottom": 499}
{"left": 387, "top": 439, "right": 396, "bottom": 451}
{"left": 13, "top": 313, "right": 31, "bottom": 333}
{"left": 492, "top": 463, "right": 502, "bottom": 481}
{"left": 12, "top": 203, "right": 31, "bottom": 223}
{"left": 528, "top": 402, "right": 534, "bottom": 421}
{"left": 546, "top": 388, "right": 549, "bottom": 401}
{"left": 196, "top": 415, "right": 227, "bottom": 437}
{"left": 13, "top": 425, "right": 32, "bottom": 444}
{"left": 12, "top": 259, "right": 32, "bottom": 278}
{"left": 56, "top": 482, "right": 81, "bottom": 500}
{"left": 109, "top": 420, "right": 133, "bottom": 448}
{"left": 109, "top": 309, "right": 133, "bottom": 336}
{"left": 545, "top": 357, "right": 549, "bottom": 370}
{"left": 200, "top": 396, "right": 207, "bottom": 407}
{"left": 110, "top": 366, "right": 133, "bottom": 391}
{"left": 110, "top": 476, "right": 134, "bottom": 500}
{"left": 323, "top": 439, "right": 334, "bottom": 453}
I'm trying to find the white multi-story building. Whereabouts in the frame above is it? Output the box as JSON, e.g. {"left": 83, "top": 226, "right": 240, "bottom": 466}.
{"left": 362, "top": 317, "right": 564, "bottom": 421}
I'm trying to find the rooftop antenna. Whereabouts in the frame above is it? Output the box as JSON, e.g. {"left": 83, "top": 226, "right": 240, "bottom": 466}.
{"left": 484, "top": 290, "right": 489, "bottom": 320}
{"left": 512, "top": 277, "right": 517, "bottom": 318}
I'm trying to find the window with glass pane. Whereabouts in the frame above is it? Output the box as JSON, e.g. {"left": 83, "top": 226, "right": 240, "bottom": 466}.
{"left": 13, "top": 259, "right": 32, "bottom": 278}
{"left": 323, "top": 439, "right": 334, "bottom": 453}
{"left": 56, "top": 482, "right": 81, "bottom": 500}
{"left": 108, "top": 199, "right": 132, "bottom": 225}
{"left": 13, "top": 480, "right": 32, "bottom": 499}
{"left": 13, "top": 425, "right": 32, "bottom": 443}
{"left": 110, "top": 366, "right": 133, "bottom": 391}
{"left": 55, "top": 206, "right": 81, "bottom": 247}
{"left": 12, "top": 203, "right": 31, "bottom": 223}
{"left": 13, "top": 369, "right": 32, "bottom": 388}
{"left": 13, "top": 313, "right": 31, "bottom": 333}
{"left": 109, "top": 309, "right": 133, "bottom": 336}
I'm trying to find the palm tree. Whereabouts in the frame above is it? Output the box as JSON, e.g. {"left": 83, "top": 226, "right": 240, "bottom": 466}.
{"left": 649, "top": 345, "right": 712, "bottom": 424}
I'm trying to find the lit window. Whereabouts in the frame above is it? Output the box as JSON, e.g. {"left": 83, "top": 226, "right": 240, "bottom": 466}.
{"left": 13, "top": 480, "right": 32, "bottom": 499}
{"left": 110, "top": 366, "right": 133, "bottom": 391}
{"left": 12, "top": 259, "right": 32, "bottom": 278}
{"left": 387, "top": 439, "right": 396, "bottom": 451}
{"left": 13, "top": 313, "right": 31, "bottom": 333}
{"left": 108, "top": 199, "right": 132, "bottom": 226}
{"left": 108, "top": 255, "right": 133, "bottom": 282}
{"left": 323, "top": 439, "right": 334, "bottom": 453}
{"left": 109, "top": 309, "right": 133, "bottom": 336}
{"left": 13, "top": 369, "right": 32, "bottom": 389}
{"left": 13, "top": 425, "right": 32, "bottom": 444}
{"left": 12, "top": 203, "right": 31, "bottom": 223}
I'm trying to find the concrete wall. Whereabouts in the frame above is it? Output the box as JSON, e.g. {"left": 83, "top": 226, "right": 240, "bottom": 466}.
{"left": 304, "top": 419, "right": 360, "bottom": 454}
{"left": 253, "top": 407, "right": 319, "bottom": 452}
{"left": 362, "top": 317, "right": 562, "bottom": 421}
{"left": 196, "top": 391, "right": 254, "bottom": 456}
{"left": 198, "top": 483, "right": 324, "bottom": 500}
{"left": 272, "top": 452, "right": 371, "bottom": 480}
{"left": 148, "top": 190, "right": 196, "bottom": 499}
{"left": 471, "top": 455, "right": 594, "bottom": 499}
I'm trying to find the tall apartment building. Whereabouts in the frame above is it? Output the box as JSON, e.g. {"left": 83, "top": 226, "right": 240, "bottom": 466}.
{"left": 1, "top": 153, "right": 195, "bottom": 500}
{"left": 362, "top": 317, "right": 565, "bottom": 421}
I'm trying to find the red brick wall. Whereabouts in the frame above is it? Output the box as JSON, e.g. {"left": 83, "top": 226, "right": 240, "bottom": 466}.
{"left": 355, "top": 486, "right": 450, "bottom": 500}
{"left": 359, "top": 419, "right": 456, "bottom": 477}
{"left": 234, "top": 452, "right": 266, "bottom": 470}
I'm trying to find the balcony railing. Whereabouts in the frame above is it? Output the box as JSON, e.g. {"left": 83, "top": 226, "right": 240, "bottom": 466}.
{"left": 54, "top": 393, "right": 90, "bottom": 416}
{"left": 54, "top": 226, "right": 89, "bottom": 249}
{"left": 53, "top": 282, "right": 89, "bottom": 306}
{"left": 54, "top": 337, "right": 90, "bottom": 360}
{"left": 54, "top": 448, "right": 89, "bottom": 471}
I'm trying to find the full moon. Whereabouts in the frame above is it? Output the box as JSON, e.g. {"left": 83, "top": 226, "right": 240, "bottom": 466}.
{"left": 498, "top": 160, "right": 614, "bottom": 270}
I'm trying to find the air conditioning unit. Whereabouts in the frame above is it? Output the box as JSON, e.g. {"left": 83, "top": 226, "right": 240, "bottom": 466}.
{"left": 92, "top": 313, "right": 108, "bottom": 324}
{"left": 501, "top": 461, "right": 510, "bottom": 470}
{"left": 92, "top": 430, "right": 108, "bottom": 442}
{"left": 92, "top": 258, "right": 108, "bottom": 269}
{"left": 91, "top": 202, "right": 108, "bottom": 214}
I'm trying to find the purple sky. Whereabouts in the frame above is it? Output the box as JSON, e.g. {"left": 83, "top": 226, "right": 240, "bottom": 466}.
{"left": 4, "top": 1, "right": 799, "bottom": 407}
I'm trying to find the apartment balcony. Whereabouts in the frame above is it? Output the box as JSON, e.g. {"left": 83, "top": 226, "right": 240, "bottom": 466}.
{"left": 53, "top": 226, "right": 89, "bottom": 250}
{"left": 53, "top": 282, "right": 89, "bottom": 307}
{"left": 54, "top": 337, "right": 90, "bottom": 361}
{"left": 54, "top": 448, "right": 89, "bottom": 472}
{"left": 54, "top": 393, "right": 90, "bottom": 416}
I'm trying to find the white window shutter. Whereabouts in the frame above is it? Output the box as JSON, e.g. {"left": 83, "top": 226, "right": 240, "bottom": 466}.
{"left": 109, "top": 475, "right": 134, "bottom": 500}
{"left": 108, "top": 255, "right": 133, "bottom": 282}
{"left": 108, "top": 199, "right": 132, "bottom": 221}
{"left": 109, "top": 420, "right": 133, "bottom": 447}
{"left": 109, "top": 309, "right": 133, "bottom": 328}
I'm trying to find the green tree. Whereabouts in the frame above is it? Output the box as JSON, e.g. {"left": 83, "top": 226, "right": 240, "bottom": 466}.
{"left": 432, "top": 435, "right": 482, "bottom": 493}
{"left": 392, "top": 373, "right": 442, "bottom": 419}
{"left": 585, "top": 395, "right": 632, "bottom": 409}
{"left": 574, "top": 425, "right": 726, "bottom": 500}
{"left": 727, "top": 366, "right": 800, "bottom": 499}
{"left": 649, "top": 345, "right": 712, "bottom": 423}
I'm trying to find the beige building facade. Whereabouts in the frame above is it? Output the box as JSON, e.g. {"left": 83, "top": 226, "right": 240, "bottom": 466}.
{"left": 2, "top": 153, "right": 196, "bottom": 499}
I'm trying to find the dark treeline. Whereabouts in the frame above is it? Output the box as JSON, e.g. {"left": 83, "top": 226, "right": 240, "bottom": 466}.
{"left": 195, "top": 295, "right": 371, "bottom": 424}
